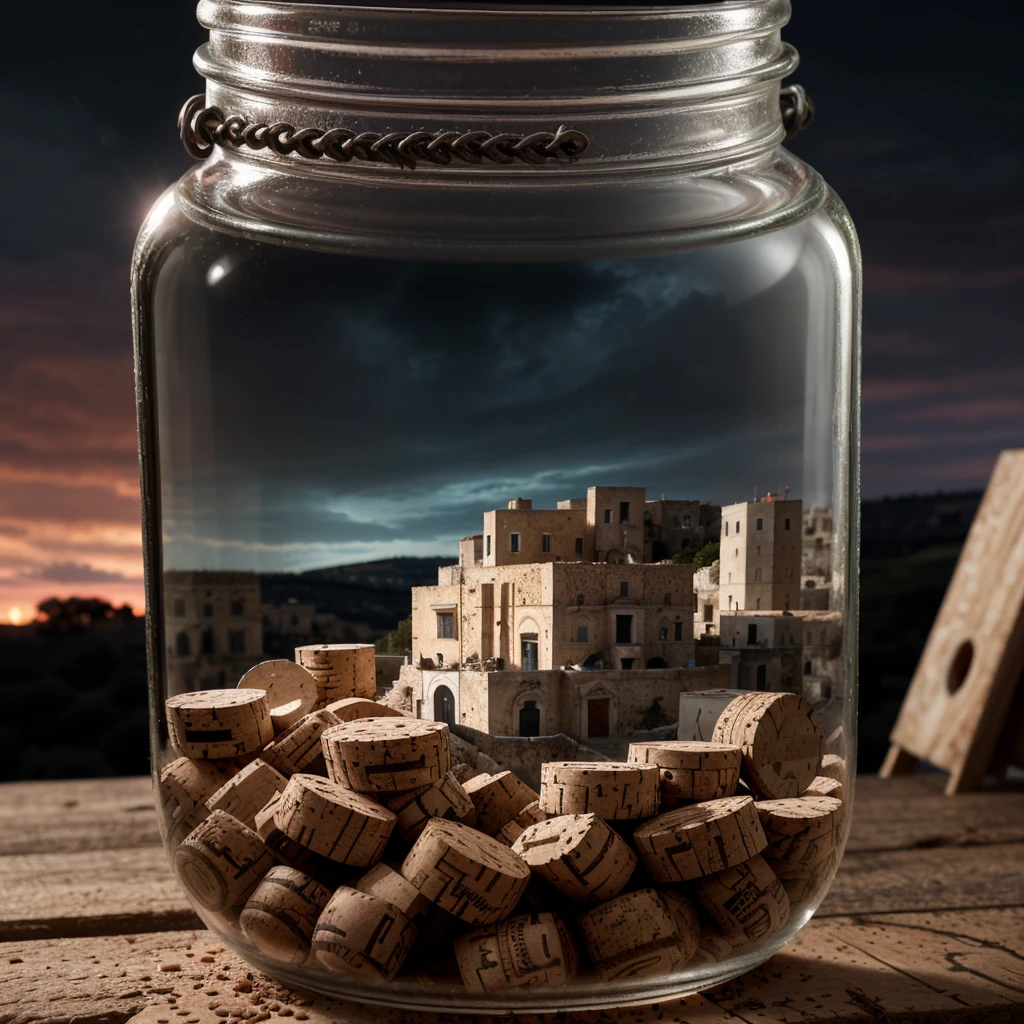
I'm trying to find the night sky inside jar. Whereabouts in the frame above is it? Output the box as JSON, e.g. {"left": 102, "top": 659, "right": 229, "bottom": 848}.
{"left": 154, "top": 234, "right": 827, "bottom": 573}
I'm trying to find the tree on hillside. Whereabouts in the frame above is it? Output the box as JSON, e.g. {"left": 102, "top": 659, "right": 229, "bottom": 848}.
{"left": 37, "top": 597, "right": 136, "bottom": 633}
{"left": 671, "top": 541, "right": 720, "bottom": 568}
{"left": 376, "top": 615, "right": 412, "bottom": 656}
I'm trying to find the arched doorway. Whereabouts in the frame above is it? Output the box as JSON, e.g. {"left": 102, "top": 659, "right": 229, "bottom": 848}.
{"left": 433, "top": 684, "right": 455, "bottom": 724}
{"left": 518, "top": 700, "right": 541, "bottom": 737}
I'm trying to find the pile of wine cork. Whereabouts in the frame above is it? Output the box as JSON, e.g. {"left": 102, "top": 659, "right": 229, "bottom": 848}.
{"left": 160, "top": 676, "right": 844, "bottom": 992}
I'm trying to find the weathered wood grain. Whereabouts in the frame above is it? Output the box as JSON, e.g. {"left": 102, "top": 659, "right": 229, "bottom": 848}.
{"left": 3, "top": 910, "right": 1022, "bottom": 1024}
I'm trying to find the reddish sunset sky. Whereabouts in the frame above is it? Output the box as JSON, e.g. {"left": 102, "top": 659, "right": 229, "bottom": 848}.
{"left": 1, "top": 1, "right": 1021, "bottom": 624}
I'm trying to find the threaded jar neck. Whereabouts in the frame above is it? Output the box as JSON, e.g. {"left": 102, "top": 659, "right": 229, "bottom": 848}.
{"left": 194, "top": 0, "right": 798, "bottom": 175}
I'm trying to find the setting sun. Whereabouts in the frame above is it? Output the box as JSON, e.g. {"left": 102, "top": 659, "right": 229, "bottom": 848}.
{"left": 6, "top": 606, "right": 26, "bottom": 626}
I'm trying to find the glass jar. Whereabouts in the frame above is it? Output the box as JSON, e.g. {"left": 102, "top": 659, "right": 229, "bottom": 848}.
{"left": 133, "top": 0, "right": 860, "bottom": 1012}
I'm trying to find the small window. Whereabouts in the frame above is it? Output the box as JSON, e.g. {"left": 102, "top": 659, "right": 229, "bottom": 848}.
{"left": 510, "top": 533, "right": 521, "bottom": 554}
{"left": 784, "top": 518, "right": 791, "bottom": 531}
{"left": 201, "top": 628, "right": 214, "bottom": 654}
{"left": 736, "top": 521, "right": 741, "bottom": 534}
{"left": 615, "top": 614, "right": 633, "bottom": 644}
{"left": 291, "top": 614, "right": 299, "bottom": 626}
{"left": 619, "top": 501, "right": 630, "bottom": 523}
{"left": 604, "top": 509, "right": 613, "bottom": 524}
{"left": 754, "top": 568, "right": 762, "bottom": 582}
{"left": 728, "top": 595, "right": 733, "bottom": 609}
{"left": 704, "top": 604, "right": 714, "bottom": 623}
{"left": 756, "top": 664, "right": 767, "bottom": 690}
{"left": 576, "top": 624, "right": 588, "bottom": 643}
{"left": 621, "top": 657, "right": 635, "bottom": 670}
{"left": 486, "top": 534, "right": 491, "bottom": 556}
{"left": 682, "top": 515, "right": 691, "bottom": 528}
{"left": 202, "top": 602, "right": 213, "bottom": 617}
{"left": 747, "top": 623, "right": 758, "bottom": 645}
{"left": 175, "top": 632, "right": 190, "bottom": 656}
{"left": 436, "top": 612, "right": 455, "bottom": 639}
{"left": 228, "top": 629, "right": 246, "bottom": 654}
{"left": 659, "top": 627, "right": 669, "bottom": 641}
{"left": 675, "top": 621, "right": 684, "bottom": 641}
{"left": 756, "top": 518, "right": 763, "bottom": 532}
{"left": 230, "top": 599, "right": 245, "bottom": 616}
{"left": 619, "top": 581, "right": 629, "bottom": 597}
{"left": 542, "top": 533, "right": 551, "bottom": 553}
{"left": 575, "top": 537, "right": 583, "bottom": 555}
{"left": 804, "top": 661, "right": 812, "bottom": 674}
{"left": 756, "top": 598, "right": 761, "bottom": 609}
{"left": 172, "top": 598, "right": 186, "bottom": 618}
{"left": 724, "top": 522, "right": 729, "bottom": 537}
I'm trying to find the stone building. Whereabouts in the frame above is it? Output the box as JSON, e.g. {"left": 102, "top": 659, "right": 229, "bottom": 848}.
{"left": 718, "top": 498, "right": 802, "bottom": 614}
{"left": 801, "top": 506, "right": 833, "bottom": 610}
{"left": 164, "top": 570, "right": 264, "bottom": 694}
{"left": 411, "top": 560, "right": 697, "bottom": 676}
{"left": 693, "top": 560, "right": 721, "bottom": 638}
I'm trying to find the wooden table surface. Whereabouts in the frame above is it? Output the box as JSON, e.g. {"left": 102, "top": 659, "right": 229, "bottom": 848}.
{"left": 1, "top": 774, "right": 1022, "bottom": 1024}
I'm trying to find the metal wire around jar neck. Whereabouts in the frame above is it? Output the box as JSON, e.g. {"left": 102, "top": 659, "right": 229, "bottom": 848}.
{"left": 178, "top": 86, "right": 814, "bottom": 171}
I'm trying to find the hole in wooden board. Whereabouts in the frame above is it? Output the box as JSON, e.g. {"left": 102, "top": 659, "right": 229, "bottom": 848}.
{"left": 947, "top": 640, "right": 974, "bottom": 694}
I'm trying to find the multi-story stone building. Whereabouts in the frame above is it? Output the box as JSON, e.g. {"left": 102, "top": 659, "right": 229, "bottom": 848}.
{"left": 164, "top": 570, "right": 264, "bottom": 694}
{"left": 693, "top": 561, "right": 721, "bottom": 638}
{"left": 801, "top": 506, "right": 833, "bottom": 610}
{"left": 718, "top": 498, "right": 802, "bottom": 614}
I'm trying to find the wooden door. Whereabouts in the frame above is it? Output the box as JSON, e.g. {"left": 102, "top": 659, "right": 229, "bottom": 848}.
{"left": 588, "top": 697, "right": 610, "bottom": 737}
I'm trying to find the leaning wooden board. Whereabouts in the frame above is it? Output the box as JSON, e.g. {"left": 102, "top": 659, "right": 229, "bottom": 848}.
{"left": 1, "top": 775, "right": 1022, "bottom": 1024}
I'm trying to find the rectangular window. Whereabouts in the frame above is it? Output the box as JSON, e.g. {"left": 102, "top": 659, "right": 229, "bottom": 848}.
{"left": 574, "top": 537, "right": 583, "bottom": 554}
{"left": 619, "top": 581, "right": 629, "bottom": 597}
{"left": 724, "top": 522, "right": 729, "bottom": 537}
{"left": 521, "top": 637, "right": 539, "bottom": 671}
{"left": 202, "top": 602, "right": 213, "bottom": 617}
{"left": 576, "top": 624, "right": 588, "bottom": 643}
{"left": 682, "top": 515, "right": 691, "bottom": 528}
{"left": 509, "top": 533, "right": 521, "bottom": 554}
{"left": 658, "top": 627, "right": 669, "bottom": 641}
{"left": 747, "top": 623, "right": 758, "bottom": 645}
{"left": 756, "top": 518, "right": 763, "bottom": 532}
{"left": 736, "top": 521, "right": 741, "bottom": 534}
{"left": 674, "top": 620, "right": 684, "bottom": 641}
{"left": 756, "top": 664, "right": 768, "bottom": 690}
{"left": 228, "top": 629, "right": 246, "bottom": 654}
{"left": 615, "top": 614, "right": 633, "bottom": 644}
{"left": 230, "top": 598, "right": 245, "bottom": 616}
{"left": 542, "top": 533, "right": 551, "bottom": 553}
{"left": 604, "top": 509, "right": 613, "bottom": 524}
{"left": 619, "top": 501, "right": 630, "bottom": 523}
{"left": 704, "top": 604, "right": 714, "bottom": 622}
{"left": 486, "top": 534, "right": 491, "bottom": 556}
{"left": 436, "top": 612, "right": 455, "bottom": 639}
{"left": 784, "top": 518, "right": 791, "bottom": 531}
{"left": 172, "top": 598, "right": 186, "bottom": 618}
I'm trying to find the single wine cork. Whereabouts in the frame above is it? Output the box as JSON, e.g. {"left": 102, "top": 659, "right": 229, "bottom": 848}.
{"left": 756, "top": 795, "right": 845, "bottom": 879}
{"left": 324, "top": 697, "right": 406, "bottom": 722}
{"left": 693, "top": 853, "right": 791, "bottom": 944}
{"left": 451, "top": 762, "right": 484, "bottom": 785}
{"left": 385, "top": 772, "right": 475, "bottom": 841}
{"left": 578, "top": 888, "right": 700, "bottom": 981}
{"left": 355, "top": 862, "right": 432, "bottom": 919}
{"left": 239, "top": 865, "right": 332, "bottom": 965}
{"left": 689, "top": 929, "right": 736, "bottom": 966}
{"left": 455, "top": 912, "right": 578, "bottom": 992}
{"left": 322, "top": 718, "right": 450, "bottom": 793}
{"left": 539, "top": 761, "right": 659, "bottom": 821}
{"left": 206, "top": 759, "right": 289, "bottom": 830}
{"left": 779, "top": 848, "right": 842, "bottom": 905}
{"left": 400, "top": 818, "right": 530, "bottom": 926}
{"left": 818, "top": 753, "right": 846, "bottom": 784}
{"left": 312, "top": 885, "right": 417, "bottom": 981}
{"left": 253, "top": 792, "right": 347, "bottom": 885}
{"left": 495, "top": 801, "right": 546, "bottom": 847}
{"left": 159, "top": 756, "right": 239, "bottom": 846}
{"left": 238, "top": 660, "right": 319, "bottom": 733}
{"left": 173, "top": 809, "right": 276, "bottom": 913}
{"left": 274, "top": 773, "right": 395, "bottom": 867}
{"left": 712, "top": 692, "right": 824, "bottom": 799}
{"left": 166, "top": 689, "right": 273, "bottom": 760}
{"left": 295, "top": 644, "right": 376, "bottom": 703}
{"left": 628, "top": 740, "right": 742, "bottom": 805}
{"left": 803, "top": 775, "right": 844, "bottom": 800}
{"left": 260, "top": 709, "right": 341, "bottom": 777}
{"left": 512, "top": 813, "right": 636, "bottom": 904}
{"left": 463, "top": 770, "right": 539, "bottom": 835}
{"left": 634, "top": 795, "right": 766, "bottom": 882}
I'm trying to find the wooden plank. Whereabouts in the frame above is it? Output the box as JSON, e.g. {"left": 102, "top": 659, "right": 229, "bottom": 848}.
{"left": 820, "top": 841, "right": 1024, "bottom": 917}
{"left": 0, "top": 777, "right": 158, "bottom": 856}
{"left": 3, "top": 912, "right": 1022, "bottom": 1024}
{"left": 846, "top": 775, "right": 1024, "bottom": 852}
{"left": 0, "top": 848, "right": 201, "bottom": 942}
{"left": 884, "top": 448, "right": 1024, "bottom": 792}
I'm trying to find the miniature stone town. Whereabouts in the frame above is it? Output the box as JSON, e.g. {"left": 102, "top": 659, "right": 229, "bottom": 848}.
{"left": 160, "top": 646, "right": 846, "bottom": 991}
{"left": 392, "top": 486, "right": 843, "bottom": 744}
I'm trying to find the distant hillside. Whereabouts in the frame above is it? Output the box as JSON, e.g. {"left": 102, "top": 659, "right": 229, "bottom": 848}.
{"left": 260, "top": 555, "right": 456, "bottom": 633}
{"left": 861, "top": 490, "right": 981, "bottom": 557}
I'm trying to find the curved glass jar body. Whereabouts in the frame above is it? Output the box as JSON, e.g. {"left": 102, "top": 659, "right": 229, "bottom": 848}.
{"left": 134, "top": 0, "right": 860, "bottom": 1012}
